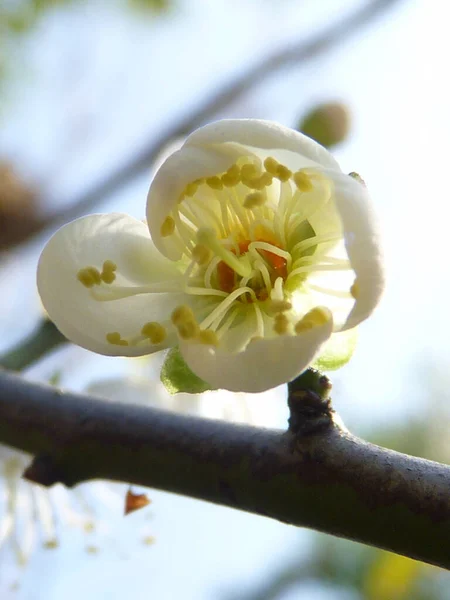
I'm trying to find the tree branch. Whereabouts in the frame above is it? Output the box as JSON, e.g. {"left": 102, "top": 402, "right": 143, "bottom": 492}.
{"left": 0, "top": 319, "right": 66, "bottom": 371}
{"left": 0, "top": 368, "right": 448, "bottom": 569}
{"left": 17, "top": 0, "right": 402, "bottom": 246}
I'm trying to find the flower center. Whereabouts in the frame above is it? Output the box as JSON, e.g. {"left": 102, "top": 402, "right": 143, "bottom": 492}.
{"left": 76, "top": 155, "right": 356, "bottom": 350}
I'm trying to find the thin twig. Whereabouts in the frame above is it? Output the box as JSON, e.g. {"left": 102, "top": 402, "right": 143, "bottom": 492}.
{"left": 0, "top": 368, "right": 448, "bottom": 569}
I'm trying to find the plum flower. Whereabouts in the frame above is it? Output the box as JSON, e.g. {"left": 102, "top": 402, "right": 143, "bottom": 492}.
{"left": 37, "top": 120, "right": 384, "bottom": 392}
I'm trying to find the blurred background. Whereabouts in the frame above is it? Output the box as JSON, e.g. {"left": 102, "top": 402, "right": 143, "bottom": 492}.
{"left": 1, "top": 0, "right": 450, "bottom": 598}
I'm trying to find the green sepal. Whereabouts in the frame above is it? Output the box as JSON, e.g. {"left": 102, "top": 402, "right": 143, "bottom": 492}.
{"left": 313, "top": 327, "right": 358, "bottom": 371}
{"left": 160, "top": 347, "right": 216, "bottom": 394}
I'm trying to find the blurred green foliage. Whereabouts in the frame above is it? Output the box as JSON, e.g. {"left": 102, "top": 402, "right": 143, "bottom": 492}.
{"left": 0, "top": 0, "right": 172, "bottom": 98}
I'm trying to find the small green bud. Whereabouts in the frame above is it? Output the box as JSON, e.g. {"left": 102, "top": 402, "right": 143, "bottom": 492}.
{"left": 298, "top": 102, "right": 351, "bottom": 148}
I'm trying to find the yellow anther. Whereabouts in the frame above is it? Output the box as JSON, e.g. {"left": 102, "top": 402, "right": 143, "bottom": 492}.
{"left": 241, "top": 163, "right": 259, "bottom": 180}
{"left": 243, "top": 192, "right": 265, "bottom": 209}
{"left": 244, "top": 177, "right": 264, "bottom": 190}
{"left": 241, "top": 163, "right": 268, "bottom": 189}
{"left": 198, "top": 329, "right": 219, "bottom": 346}
{"left": 141, "top": 322, "right": 167, "bottom": 344}
{"left": 102, "top": 260, "right": 117, "bottom": 273}
{"left": 77, "top": 267, "right": 101, "bottom": 288}
{"left": 293, "top": 170, "right": 313, "bottom": 192}
{"left": 260, "top": 172, "right": 274, "bottom": 187}
{"left": 100, "top": 260, "right": 117, "bottom": 284}
{"left": 350, "top": 280, "right": 359, "bottom": 299}
{"left": 171, "top": 304, "right": 195, "bottom": 326}
{"left": 106, "top": 332, "right": 129, "bottom": 346}
{"left": 276, "top": 164, "right": 292, "bottom": 182}
{"left": 185, "top": 181, "right": 199, "bottom": 197}
{"left": 177, "top": 320, "right": 199, "bottom": 340}
{"left": 205, "top": 176, "right": 223, "bottom": 190}
{"left": 171, "top": 305, "right": 199, "bottom": 339}
{"left": 221, "top": 164, "right": 241, "bottom": 187}
{"left": 161, "top": 215, "right": 176, "bottom": 237}
{"left": 295, "top": 307, "right": 331, "bottom": 334}
{"left": 263, "top": 156, "right": 279, "bottom": 175}
{"left": 273, "top": 312, "right": 289, "bottom": 335}
{"left": 192, "top": 244, "right": 212, "bottom": 265}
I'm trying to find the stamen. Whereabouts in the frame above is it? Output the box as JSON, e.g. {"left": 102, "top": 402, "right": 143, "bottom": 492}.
{"left": 215, "top": 306, "right": 239, "bottom": 336}
{"left": 244, "top": 192, "right": 265, "bottom": 209}
{"left": 172, "top": 210, "right": 196, "bottom": 251}
{"left": 198, "top": 329, "right": 219, "bottom": 346}
{"left": 288, "top": 263, "right": 351, "bottom": 281}
{"left": 263, "top": 156, "right": 279, "bottom": 175}
{"left": 200, "top": 286, "right": 256, "bottom": 330}
{"left": 184, "top": 286, "right": 228, "bottom": 298}
{"left": 171, "top": 305, "right": 195, "bottom": 325}
{"left": 171, "top": 305, "right": 199, "bottom": 340}
{"left": 271, "top": 277, "right": 284, "bottom": 301}
{"left": 222, "top": 164, "right": 241, "bottom": 187}
{"left": 77, "top": 267, "right": 101, "bottom": 288}
{"left": 141, "top": 322, "right": 167, "bottom": 344}
{"left": 161, "top": 216, "right": 175, "bottom": 237}
{"left": 241, "top": 163, "right": 260, "bottom": 184}
{"left": 350, "top": 279, "right": 360, "bottom": 299}
{"left": 188, "top": 195, "right": 226, "bottom": 237}
{"left": 197, "top": 228, "right": 251, "bottom": 278}
{"left": 106, "top": 332, "right": 129, "bottom": 346}
{"left": 185, "top": 181, "right": 201, "bottom": 197}
{"left": 307, "top": 283, "right": 352, "bottom": 298}
{"left": 90, "top": 281, "right": 182, "bottom": 301}
{"left": 295, "top": 307, "right": 331, "bottom": 333}
{"left": 275, "top": 164, "right": 292, "bottom": 182}
{"left": 290, "top": 234, "right": 342, "bottom": 259}
{"left": 177, "top": 320, "right": 199, "bottom": 340}
{"left": 274, "top": 312, "right": 289, "bottom": 335}
{"left": 204, "top": 256, "right": 222, "bottom": 288}
{"left": 253, "top": 259, "right": 272, "bottom": 293}
{"left": 100, "top": 260, "right": 117, "bottom": 284}
{"left": 266, "top": 299, "right": 292, "bottom": 315}
{"left": 248, "top": 241, "right": 292, "bottom": 271}
{"left": 192, "top": 244, "right": 212, "bottom": 265}
{"left": 227, "top": 187, "right": 250, "bottom": 229}
{"left": 293, "top": 170, "right": 313, "bottom": 192}
{"left": 206, "top": 176, "right": 224, "bottom": 190}
{"left": 254, "top": 303, "right": 264, "bottom": 337}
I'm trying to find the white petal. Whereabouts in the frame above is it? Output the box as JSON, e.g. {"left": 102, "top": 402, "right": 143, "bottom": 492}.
{"left": 185, "top": 119, "right": 340, "bottom": 170}
{"left": 37, "top": 213, "right": 186, "bottom": 357}
{"left": 146, "top": 145, "right": 239, "bottom": 260}
{"left": 179, "top": 318, "right": 333, "bottom": 393}
{"left": 330, "top": 173, "right": 385, "bottom": 329}
{"left": 147, "top": 120, "right": 342, "bottom": 261}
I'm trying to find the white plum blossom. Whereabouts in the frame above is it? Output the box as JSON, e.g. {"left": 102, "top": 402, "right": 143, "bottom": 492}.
{"left": 37, "top": 120, "right": 384, "bottom": 392}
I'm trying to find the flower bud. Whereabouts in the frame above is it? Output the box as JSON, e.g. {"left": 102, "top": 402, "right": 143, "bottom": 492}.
{"left": 298, "top": 102, "right": 350, "bottom": 148}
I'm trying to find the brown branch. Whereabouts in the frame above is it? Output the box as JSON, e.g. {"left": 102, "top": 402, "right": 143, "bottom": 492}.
{"left": 14, "top": 0, "right": 402, "bottom": 247}
{"left": 0, "top": 368, "right": 448, "bottom": 569}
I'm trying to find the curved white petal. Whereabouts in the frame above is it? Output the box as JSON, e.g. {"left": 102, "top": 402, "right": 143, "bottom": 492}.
{"left": 146, "top": 145, "right": 239, "bottom": 260}
{"left": 37, "top": 213, "right": 187, "bottom": 357}
{"left": 185, "top": 119, "right": 341, "bottom": 170}
{"left": 179, "top": 318, "right": 334, "bottom": 393}
{"left": 146, "top": 120, "right": 342, "bottom": 261}
{"left": 330, "top": 173, "right": 385, "bottom": 330}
